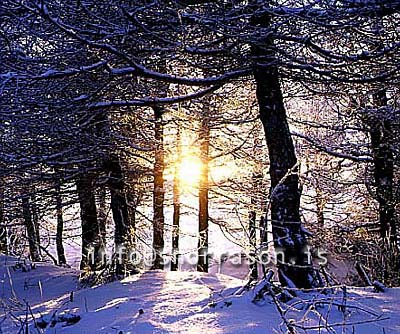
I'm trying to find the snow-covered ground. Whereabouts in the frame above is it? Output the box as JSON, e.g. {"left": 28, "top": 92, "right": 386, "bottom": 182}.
{"left": 0, "top": 255, "right": 399, "bottom": 334}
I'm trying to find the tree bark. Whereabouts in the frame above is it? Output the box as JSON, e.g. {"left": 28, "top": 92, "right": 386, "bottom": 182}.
{"left": 251, "top": 8, "right": 314, "bottom": 288}
{"left": 315, "top": 184, "right": 326, "bottom": 227}
{"left": 55, "top": 178, "right": 67, "bottom": 265}
{"left": 249, "top": 171, "right": 262, "bottom": 279}
{"left": 0, "top": 185, "right": 7, "bottom": 255}
{"left": 22, "top": 196, "right": 41, "bottom": 262}
{"left": 370, "top": 90, "right": 397, "bottom": 244}
{"left": 152, "top": 106, "right": 165, "bottom": 269}
{"left": 171, "top": 127, "right": 181, "bottom": 271}
{"left": 97, "top": 187, "right": 107, "bottom": 252}
{"left": 76, "top": 175, "right": 101, "bottom": 271}
{"left": 104, "top": 154, "right": 136, "bottom": 276}
{"left": 31, "top": 201, "right": 41, "bottom": 257}
{"left": 249, "top": 210, "right": 258, "bottom": 279}
{"left": 197, "top": 113, "right": 210, "bottom": 272}
{"left": 369, "top": 19, "right": 397, "bottom": 245}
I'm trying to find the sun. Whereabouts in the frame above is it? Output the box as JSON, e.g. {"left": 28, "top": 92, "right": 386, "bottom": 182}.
{"left": 178, "top": 156, "right": 203, "bottom": 188}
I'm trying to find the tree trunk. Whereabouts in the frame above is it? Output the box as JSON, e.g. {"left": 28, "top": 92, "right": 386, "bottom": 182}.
{"left": 249, "top": 210, "right": 258, "bottom": 279}
{"left": 249, "top": 171, "right": 262, "bottom": 279}
{"left": 171, "top": 127, "right": 181, "bottom": 271}
{"left": 369, "top": 18, "right": 397, "bottom": 245}
{"left": 76, "top": 175, "right": 100, "bottom": 271}
{"left": 197, "top": 114, "right": 210, "bottom": 272}
{"left": 31, "top": 201, "right": 41, "bottom": 257}
{"left": 97, "top": 187, "right": 108, "bottom": 251}
{"left": 22, "top": 196, "right": 40, "bottom": 262}
{"left": 55, "top": 179, "right": 67, "bottom": 265}
{"left": 126, "top": 190, "right": 136, "bottom": 246}
{"left": 370, "top": 90, "right": 396, "bottom": 244}
{"left": 152, "top": 106, "right": 165, "bottom": 269}
{"left": 0, "top": 185, "right": 7, "bottom": 255}
{"left": 251, "top": 9, "right": 314, "bottom": 288}
{"left": 105, "top": 154, "right": 135, "bottom": 276}
{"left": 315, "top": 184, "right": 325, "bottom": 227}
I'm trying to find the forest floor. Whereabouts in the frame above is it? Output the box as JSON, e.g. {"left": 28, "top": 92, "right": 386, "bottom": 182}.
{"left": 0, "top": 255, "right": 399, "bottom": 334}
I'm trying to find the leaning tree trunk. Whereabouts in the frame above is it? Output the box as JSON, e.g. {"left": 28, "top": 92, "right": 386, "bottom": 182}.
{"left": 171, "top": 127, "right": 181, "bottom": 271}
{"left": 22, "top": 196, "right": 41, "bottom": 262}
{"left": 197, "top": 113, "right": 210, "bottom": 272}
{"left": 0, "top": 147, "right": 6, "bottom": 254}
{"left": 251, "top": 9, "right": 314, "bottom": 289}
{"left": 55, "top": 178, "right": 67, "bottom": 265}
{"left": 0, "top": 185, "right": 7, "bottom": 255}
{"left": 76, "top": 175, "right": 101, "bottom": 271}
{"left": 152, "top": 106, "right": 165, "bottom": 270}
{"left": 105, "top": 154, "right": 136, "bottom": 276}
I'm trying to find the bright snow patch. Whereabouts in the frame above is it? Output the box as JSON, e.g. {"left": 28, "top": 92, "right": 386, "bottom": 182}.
{"left": 0, "top": 256, "right": 399, "bottom": 334}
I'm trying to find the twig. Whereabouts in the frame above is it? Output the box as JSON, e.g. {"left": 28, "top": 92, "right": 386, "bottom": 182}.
{"left": 84, "top": 297, "right": 89, "bottom": 313}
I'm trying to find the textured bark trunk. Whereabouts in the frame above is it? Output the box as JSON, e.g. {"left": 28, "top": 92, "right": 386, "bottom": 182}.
{"left": 97, "top": 187, "right": 107, "bottom": 251}
{"left": 315, "top": 185, "right": 325, "bottom": 227}
{"left": 126, "top": 190, "right": 136, "bottom": 244}
{"left": 31, "top": 202, "right": 41, "bottom": 257}
{"left": 55, "top": 179, "right": 67, "bottom": 265}
{"left": 371, "top": 90, "right": 397, "bottom": 244}
{"left": 251, "top": 7, "right": 314, "bottom": 288}
{"left": 250, "top": 171, "right": 262, "bottom": 279}
{"left": 152, "top": 106, "right": 165, "bottom": 270}
{"left": 0, "top": 185, "right": 7, "bottom": 255}
{"left": 105, "top": 155, "right": 135, "bottom": 276}
{"left": 171, "top": 127, "right": 181, "bottom": 271}
{"left": 197, "top": 114, "right": 210, "bottom": 272}
{"left": 369, "top": 18, "right": 397, "bottom": 245}
{"left": 22, "top": 196, "right": 40, "bottom": 262}
{"left": 249, "top": 210, "right": 258, "bottom": 279}
{"left": 254, "top": 67, "right": 313, "bottom": 288}
{"left": 76, "top": 175, "right": 100, "bottom": 271}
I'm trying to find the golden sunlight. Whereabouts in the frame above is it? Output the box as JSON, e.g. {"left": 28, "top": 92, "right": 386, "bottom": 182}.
{"left": 177, "top": 155, "right": 203, "bottom": 187}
